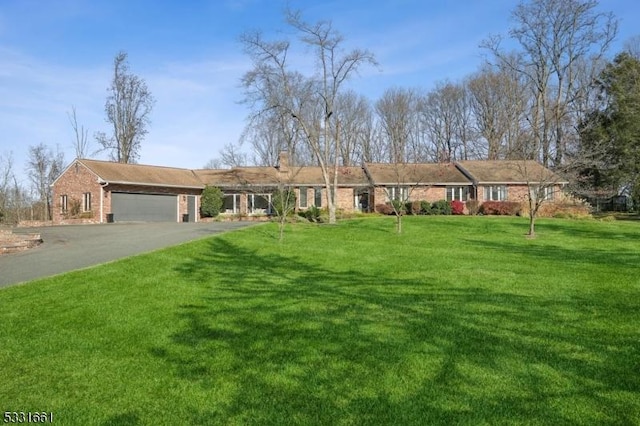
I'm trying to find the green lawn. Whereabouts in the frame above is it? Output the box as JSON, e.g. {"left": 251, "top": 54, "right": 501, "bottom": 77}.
{"left": 1, "top": 216, "right": 639, "bottom": 425}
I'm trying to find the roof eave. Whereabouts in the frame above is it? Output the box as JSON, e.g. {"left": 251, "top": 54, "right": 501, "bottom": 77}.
{"left": 104, "top": 181, "right": 204, "bottom": 189}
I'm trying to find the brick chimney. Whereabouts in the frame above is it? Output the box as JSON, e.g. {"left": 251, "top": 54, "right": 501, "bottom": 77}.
{"left": 277, "top": 151, "right": 289, "bottom": 173}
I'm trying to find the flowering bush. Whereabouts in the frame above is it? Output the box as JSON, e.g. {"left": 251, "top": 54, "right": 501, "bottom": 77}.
{"left": 479, "top": 201, "right": 521, "bottom": 216}
{"left": 451, "top": 200, "right": 465, "bottom": 215}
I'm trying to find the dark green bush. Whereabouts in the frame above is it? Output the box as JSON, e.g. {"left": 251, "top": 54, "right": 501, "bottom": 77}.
{"left": 271, "top": 189, "right": 296, "bottom": 217}
{"left": 420, "top": 201, "right": 431, "bottom": 215}
{"left": 304, "top": 205, "right": 321, "bottom": 222}
{"left": 431, "top": 200, "right": 452, "bottom": 215}
{"left": 200, "top": 185, "right": 224, "bottom": 217}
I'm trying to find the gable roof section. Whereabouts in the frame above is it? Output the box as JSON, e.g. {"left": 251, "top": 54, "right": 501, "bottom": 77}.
{"left": 78, "top": 159, "right": 204, "bottom": 188}
{"left": 455, "top": 160, "right": 566, "bottom": 185}
{"left": 364, "top": 162, "right": 471, "bottom": 185}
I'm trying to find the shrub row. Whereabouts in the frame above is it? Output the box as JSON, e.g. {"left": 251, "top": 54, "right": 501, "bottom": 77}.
{"left": 478, "top": 201, "right": 522, "bottom": 216}
{"left": 375, "top": 200, "right": 454, "bottom": 216}
{"left": 375, "top": 200, "right": 529, "bottom": 216}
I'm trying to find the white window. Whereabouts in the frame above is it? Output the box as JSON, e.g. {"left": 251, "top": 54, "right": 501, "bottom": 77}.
{"left": 299, "top": 187, "right": 308, "bottom": 208}
{"left": 60, "top": 195, "right": 68, "bottom": 213}
{"left": 314, "top": 187, "right": 322, "bottom": 207}
{"left": 446, "top": 186, "right": 470, "bottom": 201}
{"left": 223, "top": 194, "right": 241, "bottom": 214}
{"left": 484, "top": 185, "right": 507, "bottom": 201}
{"left": 529, "top": 186, "right": 555, "bottom": 202}
{"left": 248, "top": 193, "right": 271, "bottom": 214}
{"left": 386, "top": 186, "right": 408, "bottom": 202}
{"left": 83, "top": 192, "right": 92, "bottom": 212}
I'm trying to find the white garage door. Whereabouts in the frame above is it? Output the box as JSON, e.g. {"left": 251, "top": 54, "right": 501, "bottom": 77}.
{"left": 111, "top": 192, "right": 177, "bottom": 222}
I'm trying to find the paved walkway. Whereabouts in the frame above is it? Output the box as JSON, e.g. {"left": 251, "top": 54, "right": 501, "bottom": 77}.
{"left": 0, "top": 221, "right": 256, "bottom": 288}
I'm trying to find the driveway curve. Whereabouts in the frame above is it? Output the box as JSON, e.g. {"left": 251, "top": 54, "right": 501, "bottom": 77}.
{"left": 0, "top": 221, "right": 257, "bottom": 288}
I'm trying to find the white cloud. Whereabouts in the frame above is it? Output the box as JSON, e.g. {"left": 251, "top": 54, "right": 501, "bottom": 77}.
{"left": 0, "top": 45, "right": 253, "bottom": 183}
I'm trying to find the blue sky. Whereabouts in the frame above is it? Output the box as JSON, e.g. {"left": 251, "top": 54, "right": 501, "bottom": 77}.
{"left": 1, "top": 0, "right": 638, "bottom": 186}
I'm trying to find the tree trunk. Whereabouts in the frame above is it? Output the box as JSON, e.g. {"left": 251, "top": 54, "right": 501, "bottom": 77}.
{"left": 278, "top": 218, "right": 285, "bottom": 242}
{"left": 528, "top": 212, "right": 536, "bottom": 237}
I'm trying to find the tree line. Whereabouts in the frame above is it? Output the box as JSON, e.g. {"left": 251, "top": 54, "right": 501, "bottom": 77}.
{"left": 219, "top": 0, "right": 638, "bottom": 221}
{"left": 3, "top": 0, "right": 638, "bottom": 225}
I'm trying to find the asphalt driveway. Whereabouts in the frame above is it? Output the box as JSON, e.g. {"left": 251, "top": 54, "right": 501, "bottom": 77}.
{"left": 0, "top": 221, "right": 257, "bottom": 288}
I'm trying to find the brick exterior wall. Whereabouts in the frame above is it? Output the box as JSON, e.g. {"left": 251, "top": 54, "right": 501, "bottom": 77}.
{"left": 52, "top": 161, "right": 103, "bottom": 224}
{"left": 478, "top": 184, "right": 566, "bottom": 204}
{"left": 336, "top": 187, "right": 357, "bottom": 211}
{"left": 294, "top": 186, "right": 366, "bottom": 212}
{"left": 372, "top": 186, "right": 448, "bottom": 207}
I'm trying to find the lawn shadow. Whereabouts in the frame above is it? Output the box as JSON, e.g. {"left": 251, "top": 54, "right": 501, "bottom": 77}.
{"left": 463, "top": 236, "right": 640, "bottom": 269}
{"left": 536, "top": 219, "right": 640, "bottom": 241}
{"left": 155, "top": 236, "right": 639, "bottom": 424}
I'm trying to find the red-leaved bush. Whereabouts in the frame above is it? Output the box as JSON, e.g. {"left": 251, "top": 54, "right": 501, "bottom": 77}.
{"left": 451, "top": 200, "right": 465, "bottom": 215}
{"left": 479, "top": 201, "right": 522, "bottom": 216}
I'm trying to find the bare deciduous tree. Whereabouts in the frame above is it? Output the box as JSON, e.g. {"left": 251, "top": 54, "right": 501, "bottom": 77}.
{"left": 202, "top": 158, "right": 223, "bottom": 169}
{"left": 375, "top": 87, "right": 421, "bottom": 163}
{"left": 420, "top": 81, "right": 468, "bottom": 162}
{"left": 483, "top": 0, "right": 617, "bottom": 167}
{"left": 0, "top": 152, "right": 14, "bottom": 223}
{"left": 467, "top": 63, "right": 528, "bottom": 159}
{"left": 25, "top": 143, "right": 64, "bottom": 221}
{"left": 334, "top": 90, "right": 372, "bottom": 166}
{"left": 240, "top": 106, "right": 308, "bottom": 167}
{"left": 240, "top": 9, "right": 377, "bottom": 224}
{"left": 96, "top": 51, "right": 155, "bottom": 164}
{"left": 68, "top": 105, "right": 91, "bottom": 158}
{"left": 623, "top": 35, "right": 640, "bottom": 59}
{"left": 219, "top": 143, "right": 248, "bottom": 168}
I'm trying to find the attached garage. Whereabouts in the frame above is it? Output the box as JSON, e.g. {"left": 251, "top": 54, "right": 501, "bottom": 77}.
{"left": 111, "top": 192, "right": 178, "bottom": 222}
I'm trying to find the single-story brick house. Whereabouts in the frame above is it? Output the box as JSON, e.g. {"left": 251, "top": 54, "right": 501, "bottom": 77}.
{"left": 51, "top": 154, "right": 567, "bottom": 224}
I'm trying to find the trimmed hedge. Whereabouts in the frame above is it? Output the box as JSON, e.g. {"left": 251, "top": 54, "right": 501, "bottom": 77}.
{"left": 479, "top": 201, "right": 521, "bottom": 216}
{"left": 377, "top": 200, "right": 457, "bottom": 216}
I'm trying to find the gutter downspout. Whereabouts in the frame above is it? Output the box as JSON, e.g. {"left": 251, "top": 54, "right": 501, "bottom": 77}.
{"left": 453, "top": 162, "right": 479, "bottom": 200}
